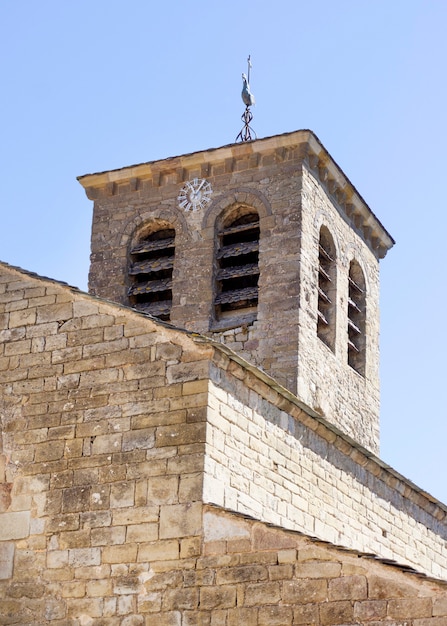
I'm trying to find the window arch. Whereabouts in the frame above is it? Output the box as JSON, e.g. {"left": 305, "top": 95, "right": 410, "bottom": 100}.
{"left": 128, "top": 222, "right": 175, "bottom": 321}
{"left": 214, "top": 208, "right": 260, "bottom": 324}
{"left": 348, "top": 259, "right": 366, "bottom": 375}
{"left": 317, "top": 226, "right": 337, "bottom": 351}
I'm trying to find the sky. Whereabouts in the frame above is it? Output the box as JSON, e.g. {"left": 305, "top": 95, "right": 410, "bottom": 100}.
{"left": 1, "top": 1, "right": 446, "bottom": 504}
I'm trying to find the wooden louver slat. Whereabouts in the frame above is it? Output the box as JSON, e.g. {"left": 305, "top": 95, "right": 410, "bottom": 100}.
{"left": 128, "top": 278, "right": 172, "bottom": 296}
{"left": 348, "top": 275, "right": 364, "bottom": 293}
{"left": 216, "top": 263, "right": 259, "bottom": 281}
{"left": 319, "top": 244, "right": 334, "bottom": 263}
{"left": 133, "top": 300, "right": 172, "bottom": 317}
{"left": 129, "top": 256, "right": 174, "bottom": 275}
{"left": 221, "top": 221, "right": 259, "bottom": 236}
{"left": 131, "top": 237, "right": 175, "bottom": 255}
{"left": 215, "top": 286, "right": 258, "bottom": 305}
{"left": 318, "top": 287, "right": 331, "bottom": 304}
{"left": 217, "top": 240, "right": 259, "bottom": 259}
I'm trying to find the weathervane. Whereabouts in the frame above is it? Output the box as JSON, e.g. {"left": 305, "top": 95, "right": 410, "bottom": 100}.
{"left": 235, "top": 55, "right": 257, "bottom": 142}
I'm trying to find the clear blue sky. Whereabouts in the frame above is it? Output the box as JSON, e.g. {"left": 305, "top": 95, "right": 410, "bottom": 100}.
{"left": 1, "top": 1, "right": 446, "bottom": 504}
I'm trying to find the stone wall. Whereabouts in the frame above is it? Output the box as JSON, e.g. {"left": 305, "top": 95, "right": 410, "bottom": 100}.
{"left": 296, "top": 164, "right": 381, "bottom": 451}
{"left": 1, "top": 263, "right": 446, "bottom": 624}
{"left": 0, "top": 264, "right": 211, "bottom": 623}
{"left": 198, "top": 507, "right": 447, "bottom": 626}
{"left": 79, "top": 130, "right": 393, "bottom": 452}
{"left": 203, "top": 356, "right": 447, "bottom": 581}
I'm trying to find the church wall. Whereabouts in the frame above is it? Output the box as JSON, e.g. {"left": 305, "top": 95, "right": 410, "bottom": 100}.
{"left": 86, "top": 146, "right": 304, "bottom": 397}
{"left": 296, "top": 165, "right": 381, "bottom": 452}
{"left": 198, "top": 507, "right": 447, "bottom": 626}
{"left": 0, "top": 264, "right": 446, "bottom": 623}
{"left": 82, "top": 131, "right": 388, "bottom": 451}
{"left": 0, "top": 265, "right": 211, "bottom": 623}
{"left": 203, "top": 358, "right": 447, "bottom": 581}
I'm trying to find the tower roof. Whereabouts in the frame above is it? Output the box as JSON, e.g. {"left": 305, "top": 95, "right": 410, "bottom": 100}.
{"left": 78, "top": 129, "right": 395, "bottom": 259}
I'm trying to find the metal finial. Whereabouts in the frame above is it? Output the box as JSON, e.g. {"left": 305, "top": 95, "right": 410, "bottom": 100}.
{"left": 235, "top": 55, "right": 257, "bottom": 143}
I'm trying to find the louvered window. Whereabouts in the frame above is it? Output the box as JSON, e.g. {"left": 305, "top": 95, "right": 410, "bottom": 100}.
{"left": 348, "top": 260, "right": 366, "bottom": 375}
{"left": 317, "top": 227, "right": 336, "bottom": 351}
{"left": 128, "top": 227, "right": 175, "bottom": 320}
{"left": 214, "top": 212, "right": 259, "bottom": 323}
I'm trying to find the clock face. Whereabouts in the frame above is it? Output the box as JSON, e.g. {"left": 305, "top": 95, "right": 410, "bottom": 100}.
{"left": 178, "top": 178, "right": 213, "bottom": 212}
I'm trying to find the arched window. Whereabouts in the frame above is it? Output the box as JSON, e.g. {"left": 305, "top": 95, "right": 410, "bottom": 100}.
{"left": 128, "top": 224, "right": 175, "bottom": 321}
{"left": 317, "top": 226, "right": 336, "bottom": 351}
{"left": 348, "top": 260, "right": 366, "bottom": 375}
{"left": 214, "top": 210, "right": 259, "bottom": 324}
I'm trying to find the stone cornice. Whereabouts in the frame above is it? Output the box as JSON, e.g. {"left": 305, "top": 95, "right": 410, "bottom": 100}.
{"left": 77, "top": 129, "right": 395, "bottom": 259}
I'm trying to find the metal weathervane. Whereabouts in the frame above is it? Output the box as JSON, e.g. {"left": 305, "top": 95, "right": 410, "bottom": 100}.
{"left": 236, "top": 55, "right": 257, "bottom": 142}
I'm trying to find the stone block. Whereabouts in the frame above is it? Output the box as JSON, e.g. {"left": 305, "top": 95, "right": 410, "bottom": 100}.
{"left": 122, "top": 428, "right": 155, "bottom": 451}
{"left": 62, "top": 486, "right": 91, "bottom": 513}
{"left": 199, "top": 585, "right": 237, "bottom": 610}
{"left": 8, "top": 309, "right": 36, "bottom": 328}
{"left": 81, "top": 510, "right": 112, "bottom": 529}
{"left": 368, "top": 576, "right": 416, "bottom": 599}
{"left": 61, "top": 580, "right": 86, "bottom": 598}
{"left": 159, "top": 502, "right": 202, "bottom": 539}
{"left": 68, "top": 547, "right": 101, "bottom": 567}
{"left": 46, "top": 550, "right": 68, "bottom": 569}
{"left": 126, "top": 523, "right": 158, "bottom": 543}
{"left": 354, "top": 599, "right": 387, "bottom": 621}
{"left": 283, "top": 578, "right": 327, "bottom": 604}
{"left": 216, "top": 564, "right": 268, "bottom": 585}
{"left": 293, "top": 603, "right": 319, "bottom": 625}
{"left": 102, "top": 543, "right": 138, "bottom": 564}
{"left": 147, "top": 475, "right": 179, "bottom": 505}
{"left": 166, "top": 361, "right": 209, "bottom": 384}
{"left": 66, "top": 597, "right": 104, "bottom": 619}
{"left": 34, "top": 440, "right": 65, "bottom": 462}
{"left": 179, "top": 473, "right": 203, "bottom": 503}
{"left": 138, "top": 540, "right": 179, "bottom": 562}
{"left": 56, "top": 528, "right": 91, "bottom": 552}
{"left": 163, "top": 587, "right": 199, "bottom": 610}
{"left": 319, "top": 600, "right": 354, "bottom": 625}
{"left": 244, "top": 581, "right": 281, "bottom": 606}
{"left": 0, "top": 511, "right": 30, "bottom": 540}
{"left": 110, "top": 481, "right": 135, "bottom": 508}
{"left": 0, "top": 542, "right": 14, "bottom": 579}
{"left": 258, "top": 606, "right": 293, "bottom": 626}
{"left": 180, "top": 536, "right": 201, "bottom": 559}
{"left": 91, "top": 525, "right": 126, "bottom": 546}
{"left": 329, "top": 574, "right": 367, "bottom": 600}
{"left": 434, "top": 596, "right": 447, "bottom": 616}
{"left": 387, "top": 598, "right": 432, "bottom": 619}
{"left": 148, "top": 612, "right": 181, "bottom": 626}
{"left": 46, "top": 513, "right": 80, "bottom": 533}
{"left": 295, "top": 561, "right": 342, "bottom": 579}
{"left": 156, "top": 423, "right": 206, "bottom": 448}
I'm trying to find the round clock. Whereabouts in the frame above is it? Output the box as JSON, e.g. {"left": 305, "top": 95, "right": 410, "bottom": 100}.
{"left": 178, "top": 178, "right": 213, "bottom": 212}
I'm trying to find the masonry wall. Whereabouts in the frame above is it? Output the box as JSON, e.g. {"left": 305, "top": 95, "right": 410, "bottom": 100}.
{"left": 86, "top": 144, "right": 303, "bottom": 397}
{"left": 0, "top": 265, "right": 211, "bottom": 623}
{"left": 203, "top": 357, "right": 447, "bottom": 581}
{"left": 198, "top": 507, "right": 447, "bottom": 626}
{"left": 0, "top": 264, "right": 446, "bottom": 624}
{"left": 81, "top": 131, "right": 389, "bottom": 452}
{"left": 296, "top": 164, "right": 381, "bottom": 452}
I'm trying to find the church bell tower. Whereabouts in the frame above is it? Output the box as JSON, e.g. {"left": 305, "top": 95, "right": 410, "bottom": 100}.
{"left": 78, "top": 129, "right": 394, "bottom": 454}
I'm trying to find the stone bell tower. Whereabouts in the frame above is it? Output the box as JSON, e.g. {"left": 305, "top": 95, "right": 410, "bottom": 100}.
{"left": 78, "top": 129, "right": 394, "bottom": 454}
